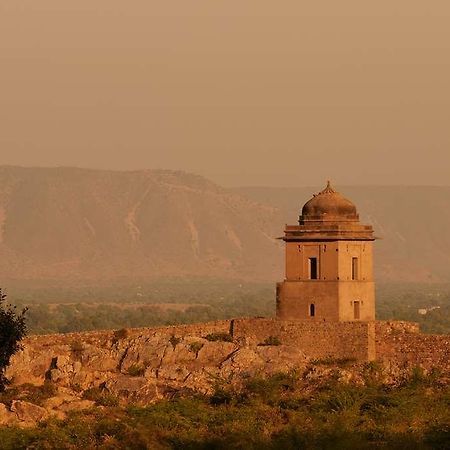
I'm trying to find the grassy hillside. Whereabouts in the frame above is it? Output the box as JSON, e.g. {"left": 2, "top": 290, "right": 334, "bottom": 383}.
{"left": 0, "top": 369, "right": 448, "bottom": 449}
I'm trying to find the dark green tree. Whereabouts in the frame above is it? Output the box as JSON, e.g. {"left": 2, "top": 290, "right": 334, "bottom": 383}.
{"left": 0, "top": 289, "right": 27, "bottom": 391}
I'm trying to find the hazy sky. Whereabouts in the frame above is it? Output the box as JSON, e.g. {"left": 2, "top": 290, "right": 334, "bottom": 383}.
{"left": 1, "top": 1, "right": 450, "bottom": 187}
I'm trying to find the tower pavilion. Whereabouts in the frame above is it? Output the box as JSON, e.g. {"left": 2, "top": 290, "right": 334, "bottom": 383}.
{"left": 276, "top": 182, "right": 376, "bottom": 322}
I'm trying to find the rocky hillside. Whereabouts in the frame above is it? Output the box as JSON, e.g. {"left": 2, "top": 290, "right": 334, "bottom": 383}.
{"left": 0, "top": 167, "right": 281, "bottom": 282}
{"left": 2, "top": 321, "right": 308, "bottom": 426}
{"left": 2, "top": 319, "right": 449, "bottom": 428}
{"left": 1, "top": 166, "right": 450, "bottom": 283}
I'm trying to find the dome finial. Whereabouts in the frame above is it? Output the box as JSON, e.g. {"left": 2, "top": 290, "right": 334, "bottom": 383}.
{"left": 321, "top": 180, "right": 336, "bottom": 195}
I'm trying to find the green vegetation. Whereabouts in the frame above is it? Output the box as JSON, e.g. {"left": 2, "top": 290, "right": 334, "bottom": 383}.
{"left": 4, "top": 280, "right": 450, "bottom": 335}
{"left": 0, "top": 370, "right": 449, "bottom": 449}
{"left": 113, "top": 328, "right": 129, "bottom": 342}
{"left": 127, "top": 364, "right": 146, "bottom": 377}
{"left": 188, "top": 342, "right": 204, "bottom": 355}
{"left": 376, "top": 282, "right": 450, "bottom": 334}
{"left": 10, "top": 279, "right": 274, "bottom": 335}
{"left": 82, "top": 387, "right": 119, "bottom": 407}
{"left": 169, "top": 336, "right": 182, "bottom": 349}
{"left": 0, "top": 289, "right": 27, "bottom": 391}
{"left": 205, "top": 332, "right": 233, "bottom": 342}
{"left": 0, "top": 382, "right": 56, "bottom": 407}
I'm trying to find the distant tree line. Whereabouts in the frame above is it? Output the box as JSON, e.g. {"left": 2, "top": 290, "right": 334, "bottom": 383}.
{"left": 6, "top": 281, "right": 450, "bottom": 335}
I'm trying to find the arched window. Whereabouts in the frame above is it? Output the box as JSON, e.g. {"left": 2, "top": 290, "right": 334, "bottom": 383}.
{"left": 309, "top": 304, "right": 315, "bottom": 317}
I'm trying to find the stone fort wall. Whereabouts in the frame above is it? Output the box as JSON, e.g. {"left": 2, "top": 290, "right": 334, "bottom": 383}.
{"left": 25, "top": 320, "right": 231, "bottom": 347}
{"left": 231, "top": 318, "right": 376, "bottom": 361}
{"left": 231, "top": 319, "right": 450, "bottom": 369}
{"left": 20, "top": 318, "right": 450, "bottom": 370}
{"left": 375, "top": 321, "right": 450, "bottom": 372}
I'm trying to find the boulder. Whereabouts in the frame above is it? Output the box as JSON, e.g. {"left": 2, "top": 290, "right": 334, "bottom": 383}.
{"left": 0, "top": 403, "right": 16, "bottom": 425}
{"left": 11, "top": 400, "right": 48, "bottom": 425}
{"left": 254, "top": 345, "right": 308, "bottom": 373}
{"left": 157, "top": 365, "right": 190, "bottom": 382}
{"left": 104, "top": 375, "right": 160, "bottom": 404}
{"left": 59, "top": 400, "right": 95, "bottom": 412}
{"left": 81, "top": 345, "right": 119, "bottom": 372}
{"left": 119, "top": 335, "right": 168, "bottom": 373}
{"left": 220, "top": 347, "right": 265, "bottom": 375}
{"left": 196, "top": 342, "right": 237, "bottom": 366}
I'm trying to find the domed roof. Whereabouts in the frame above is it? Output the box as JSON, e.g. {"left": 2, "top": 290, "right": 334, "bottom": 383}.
{"left": 301, "top": 181, "right": 357, "bottom": 218}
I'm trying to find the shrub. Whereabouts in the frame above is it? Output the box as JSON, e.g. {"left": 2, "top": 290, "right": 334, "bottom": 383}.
{"left": 360, "top": 393, "right": 399, "bottom": 418}
{"left": 210, "top": 386, "right": 234, "bottom": 406}
{"left": 402, "top": 366, "right": 426, "bottom": 388}
{"left": 0, "top": 382, "right": 58, "bottom": 408}
{"left": 70, "top": 341, "right": 85, "bottom": 364}
{"left": 244, "top": 372, "right": 298, "bottom": 404}
{"left": 127, "top": 364, "right": 145, "bottom": 377}
{"left": 82, "top": 387, "right": 119, "bottom": 407}
{"left": 258, "top": 336, "right": 281, "bottom": 346}
{"left": 24, "top": 382, "right": 58, "bottom": 406}
{"left": 113, "top": 328, "right": 129, "bottom": 342}
{"left": 205, "top": 332, "right": 233, "bottom": 343}
{"left": 70, "top": 341, "right": 84, "bottom": 353}
{"left": 362, "top": 360, "right": 384, "bottom": 386}
{"left": 0, "top": 289, "right": 27, "bottom": 391}
{"left": 169, "top": 335, "right": 182, "bottom": 349}
{"left": 317, "top": 387, "right": 362, "bottom": 413}
{"left": 188, "top": 342, "right": 204, "bottom": 355}
{"left": 70, "top": 383, "right": 83, "bottom": 393}
{"left": 278, "top": 397, "right": 308, "bottom": 411}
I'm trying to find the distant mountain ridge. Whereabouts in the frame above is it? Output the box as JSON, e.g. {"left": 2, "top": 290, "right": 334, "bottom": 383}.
{"left": 0, "top": 166, "right": 449, "bottom": 283}
{"left": 0, "top": 167, "right": 281, "bottom": 282}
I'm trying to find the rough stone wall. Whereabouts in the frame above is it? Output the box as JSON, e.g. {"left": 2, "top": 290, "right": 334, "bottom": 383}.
{"left": 231, "top": 318, "right": 375, "bottom": 361}
{"left": 6, "top": 321, "right": 232, "bottom": 387}
{"left": 24, "top": 321, "right": 231, "bottom": 347}
{"left": 375, "top": 321, "right": 450, "bottom": 372}
{"left": 6, "top": 318, "right": 450, "bottom": 399}
{"left": 6, "top": 319, "right": 309, "bottom": 402}
{"left": 276, "top": 281, "right": 340, "bottom": 321}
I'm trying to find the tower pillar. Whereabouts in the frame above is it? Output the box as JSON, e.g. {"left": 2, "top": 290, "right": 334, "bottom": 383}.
{"left": 276, "top": 182, "right": 376, "bottom": 322}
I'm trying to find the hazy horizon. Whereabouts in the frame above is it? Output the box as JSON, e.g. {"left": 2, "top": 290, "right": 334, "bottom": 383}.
{"left": 2, "top": 164, "right": 450, "bottom": 189}
{"left": 2, "top": 1, "right": 450, "bottom": 187}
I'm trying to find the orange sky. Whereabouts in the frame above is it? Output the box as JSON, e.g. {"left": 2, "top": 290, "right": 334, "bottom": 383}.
{"left": 1, "top": 0, "right": 450, "bottom": 186}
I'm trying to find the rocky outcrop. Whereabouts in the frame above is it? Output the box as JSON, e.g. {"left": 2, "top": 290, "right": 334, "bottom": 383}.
{"left": 10, "top": 401, "right": 49, "bottom": 426}
{"left": 4, "top": 320, "right": 312, "bottom": 425}
{"left": 3, "top": 319, "right": 449, "bottom": 427}
{"left": 0, "top": 326, "right": 234, "bottom": 424}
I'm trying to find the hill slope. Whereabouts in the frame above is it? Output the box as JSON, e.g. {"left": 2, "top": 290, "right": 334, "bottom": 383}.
{"left": 0, "top": 167, "right": 449, "bottom": 283}
{"left": 0, "top": 167, "right": 281, "bottom": 282}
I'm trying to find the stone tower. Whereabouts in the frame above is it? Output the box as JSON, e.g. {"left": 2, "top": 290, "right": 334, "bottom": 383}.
{"left": 276, "top": 182, "right": 376, "bottom": 322}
